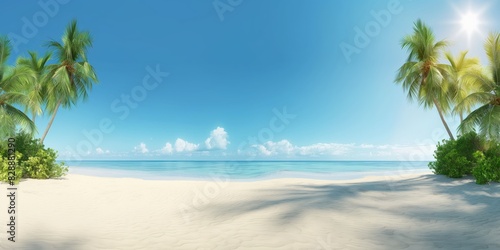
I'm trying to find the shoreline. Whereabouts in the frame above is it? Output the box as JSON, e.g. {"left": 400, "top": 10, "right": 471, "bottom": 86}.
{"left": 66, "top": 169, "right": 433, "bottom": 183}
{"left": 1, "top": 172, "right": 499, "bottom": 249}
{"left": 67, "top": 164, "right": 433, "bottom": 182}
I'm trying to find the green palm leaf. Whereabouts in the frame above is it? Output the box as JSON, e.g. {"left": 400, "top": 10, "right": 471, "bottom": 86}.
{"left": 395, "top": 19, "right": 455, "bottom": 140}
{"left": 459, "top": 33, "right": 500, "bottom": 139}
{"left": 2, "top": 104, "right": 36, "bottom": 135}
{"left": 16, "top": 51, "right": 52, "bottom": 121}
{"left": 40, "top": 20, "right": 98, "bottom": 143}
{"left": 0, "top": 35, "right": 36, "bottom": 138}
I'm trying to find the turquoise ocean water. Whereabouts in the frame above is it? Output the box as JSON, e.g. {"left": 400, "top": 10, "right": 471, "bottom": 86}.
{"left": 65, "top": 161, "right": 432, "bottom": 181}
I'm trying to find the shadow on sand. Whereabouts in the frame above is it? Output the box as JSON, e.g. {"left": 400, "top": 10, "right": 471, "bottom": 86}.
{"left": 200, "top": 174, "right": 500, "bottom": 249}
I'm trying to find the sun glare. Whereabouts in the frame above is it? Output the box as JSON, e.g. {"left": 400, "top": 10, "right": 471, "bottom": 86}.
{"left": 452, "top": 3, "right": 489, "bottom": 46}
{"left": 460, "top": 12, "right": 480, "bottom": 35}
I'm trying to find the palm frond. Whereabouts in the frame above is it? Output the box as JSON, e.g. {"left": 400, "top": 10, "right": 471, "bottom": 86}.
{"left": 0, "top": 36, "right": 11, "bottom": 69}
{"left": 484, "top": 33, "right": 500, "bottom": 86}
{"left": 2, "top": 103, "right": 36, "bottom": 135}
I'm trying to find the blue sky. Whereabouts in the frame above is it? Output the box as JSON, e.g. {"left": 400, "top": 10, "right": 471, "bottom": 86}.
{"left": 1, "top": 0, "right": 498, "bottom": 160}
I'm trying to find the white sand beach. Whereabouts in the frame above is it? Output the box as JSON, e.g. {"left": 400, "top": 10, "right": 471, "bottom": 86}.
{"left": 1, "top": 173, "right": 499, "bottom": 250}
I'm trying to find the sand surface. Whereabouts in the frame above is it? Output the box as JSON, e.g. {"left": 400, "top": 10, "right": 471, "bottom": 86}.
{"left": 1, "top": 173, "right": 499, "bottom": 249}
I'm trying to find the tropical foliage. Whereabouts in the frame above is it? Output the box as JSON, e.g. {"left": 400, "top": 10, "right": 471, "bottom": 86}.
{"left": 41, "top": 20, "right": 98, "bottom": 143}
{"left": 0, "top": 36, "right": 36, "bottom": 139}
{"left": 428, "top": 132, "right": 499, "bottom": 184}
{"left": 0, "top": 131, "right": 68, "bottom": 184}
{"left": 395, "top": 19, "right": 455, "bottom": 140}
{"left": 397, "top": 20, "right": 500, "bottom": 184}
{"left": 473, "top": 144, "right": 500, "bottom": 184}
{"left": 458, "top": 33, "right": 500, "bottom": 141}
{"left": 0, "top": 20, "right": 97, "bottom": 183}
{"left": 16, "top": 51, "right": 52, "bottom": 123}
{"left": 429, "top": 132, "right": 484, "bottom": 178}
{"left": 444, "top": 51, "right": 482, "bottom": 124}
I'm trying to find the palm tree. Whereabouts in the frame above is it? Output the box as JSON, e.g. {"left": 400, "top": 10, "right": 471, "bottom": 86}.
{"left": 16, "top": 51, "right": 51, "bottom": 123}
{"left": 458, "top": 33, "right": 500, "bottom": 141}
{"left": 395, "top": 19, "right": 455, "bottom": 140}
{"left": 444, "top": 51, "right": 482, "bottom": 123}
{"left": 0, "top": 36, "right": 36, "bottom": 139}
{"left": 40, "top": 20, "right": 98, "bottom": 143}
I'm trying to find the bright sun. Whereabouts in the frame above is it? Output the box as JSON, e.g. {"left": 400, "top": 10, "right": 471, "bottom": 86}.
{"left": 453, "top": 3, "right": 489, "bottom": 46}
{"left": 460, "top": 12, "right": 480, "bottom": 35}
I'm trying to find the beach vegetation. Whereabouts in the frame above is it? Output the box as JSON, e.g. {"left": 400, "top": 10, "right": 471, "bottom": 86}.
{"left": 0, "top": 131, "right": 67, "bottom": 184}
{"left": 0, "top": 19, "right": 95, "bottom": 183}
{"left": 16, "top": 51, "right": 52, "bottom": 123}
{"left": 429, "top": 131, "right": 500, "bottom": 184}
{"left": 472, "top": 143, "right": 500, "bottom": 184}
{"left": 444, "top": 51, "right": 483, "bottom": 125}
{"left": 457, "top": 33, "right": 500, "bottom": 141}
{"left": 0, "top": 36, "right": 37, "bottom": 139}
{"left": 429, "top": 132, "right": 484, "bottom": 178}
{"left": 398, "top": 20, "right": 500, "bottom": 184}
{"left": 40, "top": 20, "right": 98, "bottom": 143}
{"left": 395, "top": 19, "right": 455, "bottom": 140}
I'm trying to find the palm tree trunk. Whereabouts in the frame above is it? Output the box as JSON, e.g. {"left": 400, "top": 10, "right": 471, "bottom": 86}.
{"left": 433, "top": 98, "right": 455, "bottom": 140}
{"left": 40, "top": 99, "right": 61, "bottom": 143}
{"left": 456, "top": 113, "right": 464, "bottom": 136}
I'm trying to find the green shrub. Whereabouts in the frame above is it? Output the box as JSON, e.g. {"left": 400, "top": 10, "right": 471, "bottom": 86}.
{"left": 429, "top": 139, "right": 457, "bottom": 176}
{"left": 0, "top": 131, "right": 68, "bottom": 183}
{"left": 454, "top": 132, "right": 485, "bottom": 164}
{"left": 429, "top": 132, "right": 483, "bottom": 178}
{"left": 0, "top": 151, "right": 24, "bottom": 185}
{"left": 21, "top": 148, "right": 68, "bottom": 179}
{"left": 429, "top": 132, "right": 500, "bottom": 184}
{"left": 473, "top": 145, "right": 500, "bottom": 184}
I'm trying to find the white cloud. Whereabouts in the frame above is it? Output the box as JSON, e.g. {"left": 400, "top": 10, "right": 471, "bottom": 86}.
{"left": 205, "top": 127, "right": 229, "bottom": 150}
{"left": 174, "top": 138, "right": 199, "bottom": 152}
{"left": 161, "top": 143, "right": 173, "bottom": 154}
{"left": 253, "top": 144, "right": 272, "bottom": 156}
{"left": 297, "top": 143, "right": 354, "bottom": 156}
{"left": 134, "top": 142, "right": 149, "bottom": 154}
{"left": 252, "top": 140, "right": 295, "bottom": 156}
{"left": 249, "top": 140, "right": 353, "bottom": 157}
{"left": 246, "top": 140, "right": 434, "bottom": 160}
{"left": 95, "top": 147, "right": 110, "bottom": 154}
{"left": 157, "top": 139, "right": 198, "bottom": 154}
{"left": 157, "top": 127, "right": 229, "bottom": 155}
